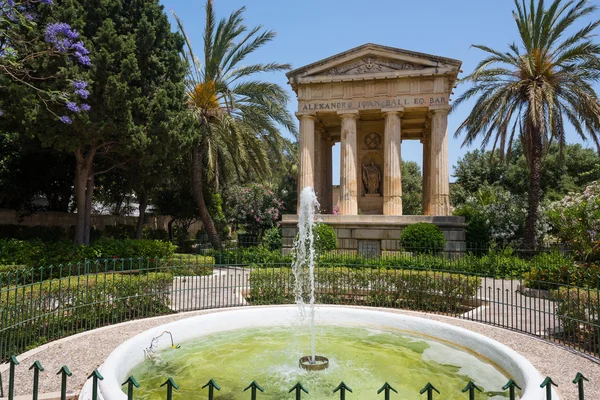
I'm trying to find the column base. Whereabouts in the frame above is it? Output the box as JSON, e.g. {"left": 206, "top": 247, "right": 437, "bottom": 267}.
{"left": 383, "top": 196, "right": 403, "bottom": 215}
{"left": 429, "top": 195, "right": 451, "bottom": 216}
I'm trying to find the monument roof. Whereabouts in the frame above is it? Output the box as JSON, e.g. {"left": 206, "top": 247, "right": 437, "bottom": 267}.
{"left": 287, "top": 43, "right": 462, "bottom": 86}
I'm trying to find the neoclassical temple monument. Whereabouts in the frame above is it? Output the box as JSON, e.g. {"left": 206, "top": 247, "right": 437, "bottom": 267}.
{"left": 281, "top": 44, "right": 466, "bottom": 254}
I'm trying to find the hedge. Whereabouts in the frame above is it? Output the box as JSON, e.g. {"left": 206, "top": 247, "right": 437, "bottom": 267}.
{"left": 554, "top": 287, "right": 600, "bottom": 356}
{"left": 0, "top": 238, "right": 177, "bottom": 269}
{"left": 0, "top": 272, "right": 173, "bottom": 360}
{"left": 248, "top": 266, "right": 480, "bottom": 314}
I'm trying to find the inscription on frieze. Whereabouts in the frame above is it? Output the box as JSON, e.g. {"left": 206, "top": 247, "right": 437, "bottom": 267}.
{"left": 299, "top": 95, "right": 448, "bottom": 112}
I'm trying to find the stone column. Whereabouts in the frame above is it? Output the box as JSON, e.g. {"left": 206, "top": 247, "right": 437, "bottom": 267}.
{"left": 325, "top": 141, "right": 333, "bottom": 213}
{"left": 318, "top": 132, "right": 330, "bottom": 213}
{"left": 428, "top": 106, "right": 451, "bottom": 216}
{"left": 421, "top": 135, "right": 431, "bottom": 215}
{"left": 314, "top": 128, "right": 322, "bottom": 205}
{"left": 382, "top": 108, "right": 403, "bottom": 215}
{"left": 297, "top": 113, "right": 316, "bottom": 210}
{"left": 338, "top": 111, "right": 359, "bottom": 215}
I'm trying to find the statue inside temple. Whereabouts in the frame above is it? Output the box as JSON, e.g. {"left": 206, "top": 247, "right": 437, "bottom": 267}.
{"left": 362, "top": 160, "right": 381, "bottom": 195}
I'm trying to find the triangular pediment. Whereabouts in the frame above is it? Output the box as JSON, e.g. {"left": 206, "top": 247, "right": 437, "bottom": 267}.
{"left": 287, "top": 43, "right": 461, "bottom": 83}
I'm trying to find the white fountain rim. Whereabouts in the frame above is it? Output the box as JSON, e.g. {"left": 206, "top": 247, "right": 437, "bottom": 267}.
{"left": 80, "top": 305, "right": 556, "bottom": 400}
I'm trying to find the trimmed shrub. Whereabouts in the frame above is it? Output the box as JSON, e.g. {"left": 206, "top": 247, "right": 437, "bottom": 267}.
{"left": 142, "top": 227, "right": 169, "bottom": 241}
{"left": 554, "top": 287, "right": 600, "bottom": 355}
{"left": 400, "top": 223, "right": 446, "bottom": 254}
{"left": 314, "top": 223, "right": 337, "bottom": 253}
{"left": 0, "top": 272, "right": 173, "bottom": 360}
{"left": 248, "top": 266, "right": 480, "bottom": 313}
{"left": 0, "top": 225, "right": 68, "bottom": 242}
{"left": 103, "top": 224, "right": 136, "bottom": 239}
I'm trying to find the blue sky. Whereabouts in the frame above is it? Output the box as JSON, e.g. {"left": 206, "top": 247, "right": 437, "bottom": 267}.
{"left": 160, "top": 0, "right": 599, "bottom": 183}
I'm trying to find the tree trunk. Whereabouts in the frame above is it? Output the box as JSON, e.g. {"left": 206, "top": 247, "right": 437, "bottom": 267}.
{"left": 523, "top": 131, "right": 543, "bottom": 250}
{"left": 191, "top": 147, "right": 221, "bottom": 249}
{"left": 136, "top": 192, "right": 148, "bottom": 239}
{"left": 74, "top": 148, "right": 96, "bottom": 245}
{"left": 83, "top": 174, "right": 94, "bottom": 245}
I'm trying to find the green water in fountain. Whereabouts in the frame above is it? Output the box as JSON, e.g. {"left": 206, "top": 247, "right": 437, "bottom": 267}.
{"left": 127, "top": 324, "right": 511, "bottom": 399}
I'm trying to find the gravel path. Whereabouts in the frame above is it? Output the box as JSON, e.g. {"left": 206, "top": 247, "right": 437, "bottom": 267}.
{"left": 1, "top": 305, "right": 598, "bottom": 400}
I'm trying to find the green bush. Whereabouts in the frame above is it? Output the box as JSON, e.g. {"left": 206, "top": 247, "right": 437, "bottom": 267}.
{"left": 400, "top": 223, "right": 446, "bottom": 254}
{"left": 314, "top": 223, "right": 337, "bottom": 253}
{"left": 263, "top": 227, "right": 282, "bottom": 250}
{"left": 142, "top": 227, "right": 170, "bottom": 241}
{"left": 0, "top": 271, "right": 173, "bottom": 361}
{"left": 0, "top": 225, "right": 68, "bottom": 242}
{"left": 248, "top": 266, "right": 480, "bottom": 313}
{"left": 554, "top": 287, "right": 599, "bottom": 355}
{"left": 90, "top": 238, "right": 176, "bottom": 259}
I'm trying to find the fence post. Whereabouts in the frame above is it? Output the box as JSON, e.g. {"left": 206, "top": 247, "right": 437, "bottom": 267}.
{"left": 288, "top": 382, "right": 308, "bottom": 400}
{"left": 0, "top": 370, "right": 3, "bottom": 398}
{"left": 377, "top": 382, "right": 397, "bottom": 400}
{"left": 419, "top": 383, "right": 439, "bottom": 400}
{"left": 88, "top": 370, "right": 104, "bottom": 400}
{"left": 8, "top": 355, "right": 18, "bottom": 400}
{"left": 333, "top": 382, "right": 352, "bottom": 400}
{"left": 202, "top": 378, "right": 221, "bottom": 400}
{"left": 161, "top": 377, "right": 179, "bottom": 400}
{"left": 573, "top": 373, "right": 589, "bottom": 400}
{"left": 540, "top": 377, "right": 558, "bottom": 400}
{"left": 461, "top": 381, "right": 482, "bottom": 400}
{"left": 244, "top": 381, "right": 265, "bottom": 400}
{"left": 57, "top": 366, "right": 72, "bottom": 400}
{"left": 29, "top": 361, "right": 44, "bottom": 400}
{"left": 502, "top": 379, "right": 521, "bottom": 400}
{"left": 122, "top": 376, "right": 140, "bottom": 400}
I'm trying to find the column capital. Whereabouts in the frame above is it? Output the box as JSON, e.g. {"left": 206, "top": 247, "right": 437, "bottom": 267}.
{"left": 295, "top": 112, "right": 317, "bottom": 120}
{"left": 381, "top": 107, "right": 404, "bottom": 116}
{"left": 337, "top": 110, "right": 360, "bottom": 119}
{"left": 429, "top": 105, "right": 451, "bottom": 116}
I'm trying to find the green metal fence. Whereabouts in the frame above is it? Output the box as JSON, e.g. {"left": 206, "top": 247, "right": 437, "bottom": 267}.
{"left": 0, "top": 355, "right": 592, "bottom": 399}
{"left": 0, "top": 248, "right": 599, "bottom": 397}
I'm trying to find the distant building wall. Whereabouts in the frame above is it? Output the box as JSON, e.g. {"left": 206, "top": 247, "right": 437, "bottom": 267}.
{"left": 0, "top": 210, "right": 203, "bottom": 236}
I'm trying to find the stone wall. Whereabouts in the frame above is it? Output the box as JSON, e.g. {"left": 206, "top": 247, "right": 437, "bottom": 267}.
{"left": 0, "top": 210, "right": 203, "bottom": 236}
{"left": 282, "top": 214, "right": 466, "bottom": 255}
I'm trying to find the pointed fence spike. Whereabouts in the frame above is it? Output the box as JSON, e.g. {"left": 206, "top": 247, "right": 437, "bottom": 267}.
{"left": 29, "top": 361, "right": 44, "bottom": 400}
{"left": 289, "top": 382, "right": 308, "bottom": 400}
{"left": 377, "top": 382, "right": 398, "bottom": 400}
{"left": 502, "top": 379, "right": 521, "bottom": 400}
{"left": 202, "top": 378, "right": 221, "bottom": 400}
{"left": 461, "top": 381, "right": 482, "bottom": 400}
{"left": 333, "top": 381, "right": 353, "bottom": 400}
{"left": 573, "top": 373, "right": 589, "bottom": 400}
{"left": 87, "top": 370, "right": 104, "bottom": 400}
{"left": 541, "top": 376, "right": 558, "bottom": 400}
{"left": 8, "top": 355, "right": 19, "bottom": 400}
{"left": 419, "top": 383, "right": 440, "bottom": 400}
{"left": 56, "top": 366, "right": 72, "bottom": 400}
{"left": 122, "top": 376, "right": 140, "bottom": 400}
{"left": 160, "top": 377, "right": 179, "bottom": 400}
{"left": 244, "top": 380, "right": 265, "bottom": 400}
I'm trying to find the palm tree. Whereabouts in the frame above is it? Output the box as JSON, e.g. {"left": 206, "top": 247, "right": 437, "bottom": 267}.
{"left": 173, "top": 1, "right": 296, "bottom": 248}
{"left": 454, "top": 0, "right": 600, "bottom": 249}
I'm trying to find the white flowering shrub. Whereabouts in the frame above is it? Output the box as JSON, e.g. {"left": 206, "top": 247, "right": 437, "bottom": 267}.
{"left": 548, "top": 181, "right": 600, "bottom": 261}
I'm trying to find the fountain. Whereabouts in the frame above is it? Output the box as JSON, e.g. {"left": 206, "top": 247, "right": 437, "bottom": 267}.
{"left": 80, "top": 186, "right": 553, "bottom": 399}
{"left": 293, "top": 187, "right": 328, "bottom": 371}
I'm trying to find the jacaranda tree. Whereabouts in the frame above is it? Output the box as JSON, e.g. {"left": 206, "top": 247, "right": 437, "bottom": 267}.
{"left": 454, "top": 0, "right": 600, "bottom": 249}
{"left": 3, "top": 0, "right": 189, "bottom": 245}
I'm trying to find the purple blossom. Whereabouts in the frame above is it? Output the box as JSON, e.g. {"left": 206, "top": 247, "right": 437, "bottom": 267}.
{"left": 66, "top": 101, "right": 79, "bottom": 112}
{"left": 41, "top": 0, "right": 54, "bottom": 4}
{"left": 6, "top": 0, "right": 15, "bottom": 6}
{"left": 72, "top": 80, "right": 88, "bottom": 90}
{"left": 59, "top": 115, "right": 72, "bottom": 124}
{"left": 0, "top": 109, "right": 3, "bottom": 117}
{"left": 45, "top": 22, "right": 79, "bottom": 52}
{"left": 75, "top": 88, "right": 90, "bottom": 98}
{"left": 74, "top": 52, "right": 91, "bottom": 66}
{"left": 80, "top": 103, "right": 90, "bottom": 111}
{"left": 24, "top": 12, "right": 36, "bottom": 21}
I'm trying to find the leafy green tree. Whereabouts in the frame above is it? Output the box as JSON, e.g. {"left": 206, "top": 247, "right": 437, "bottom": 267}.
{"left": 401, "top": 161, "right": 423, "bottom": 215}
{"left": 454, "top": 0, "right": 600, "bottom": 249}
{"left": 174, "top": 0, "right": 296, "bottom": 249}
{"left": 13, "top": 0, "right": 189, "bottom": 244}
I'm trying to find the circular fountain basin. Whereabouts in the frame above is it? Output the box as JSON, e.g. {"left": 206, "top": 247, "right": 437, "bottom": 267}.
{"left": 82, "top": 306, "right": 554, "bottom": 399}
